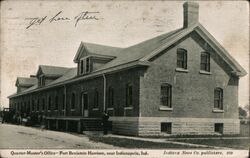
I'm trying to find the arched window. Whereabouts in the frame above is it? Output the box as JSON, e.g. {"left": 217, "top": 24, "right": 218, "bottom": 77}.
{"left": 32, "top": 100, "right": 35, "bottom": 111}
{"left": 94, "top": 89, "right": 99, "bottom": 108}
{"left": 62, "top": 94, "right": 65, "bottom": 110}
{"left": 108, "top": 87, "right": 114, "bottom": 108}
{"left": 71, "top": 93, "right": 75, "bottom": 110}
{"left": 161, "top": 83, "right": 172, "bottom": 108}
{"left": 214, "top": 88, "right": 223, "bottom": 110}
{"left": 177, "top": 48, "right": 187, "bottom": 69}
{"left": 55, "top": 96, "right": 58, "bottom": 110}
{"left": 200, "top": 52, "right": 210, "bottom": 72}
{"left": 42, "top": 98, "right": 45, "bottom": 111}
{"left": 37, "top": 99, "right": 40, "bottom": 111}
{"left": 125, "top": 84, "right": 133, "bottom": 107}
{"left": 48, "top": 96, "right": 51, "bottom": 110}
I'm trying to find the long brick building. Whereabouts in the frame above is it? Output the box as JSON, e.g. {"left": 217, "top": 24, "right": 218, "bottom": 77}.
{"left": 8, "top": 2, "right": 247, "bottom": 136}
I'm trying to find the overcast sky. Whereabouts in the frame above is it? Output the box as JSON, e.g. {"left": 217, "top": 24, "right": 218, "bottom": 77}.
{"left": 0, "top": 1, "right": 249, "bottom": 109}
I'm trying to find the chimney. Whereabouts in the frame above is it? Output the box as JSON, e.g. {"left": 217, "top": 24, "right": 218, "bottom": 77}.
{"left": 30, "top": 75, "right": 36, "bottom": 78}
{"left": 183, "top": 1, "right": 199, "bottom": 28}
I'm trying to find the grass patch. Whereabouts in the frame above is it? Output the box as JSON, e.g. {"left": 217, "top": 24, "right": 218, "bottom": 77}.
{"left": 175, "top": 139, "right": 250, "bottom": 149}
{"left": 89, "top": 136, "right": 209, "bottom": 149}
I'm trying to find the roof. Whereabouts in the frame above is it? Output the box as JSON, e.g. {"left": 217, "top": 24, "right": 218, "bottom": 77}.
{"left": 9, "top": 22, "right": 247, "bottom": 98}
{"left": 48, "top": 68, "right": 77, "bottom": 85}
{"left": 99, "top": 28, "right": 184, "bottom": 71}
{"left": 73, "top": 42, "right": 123, "bottom": 62}
{"left": 16, "top": 77, "right": 37, "bottom": 87}
{"left": 36, "top": 65, "right": 70, "bottom": 77}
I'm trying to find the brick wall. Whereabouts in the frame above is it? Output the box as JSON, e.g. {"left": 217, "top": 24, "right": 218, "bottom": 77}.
{"left": 139, "top": 32, "right": 239, "bottom": 119}
{"left": 10, "top": 67, "right": 141, "bottom": 119}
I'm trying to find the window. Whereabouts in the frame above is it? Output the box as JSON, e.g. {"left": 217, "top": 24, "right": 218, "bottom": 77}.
{"left": 37, "top": 99, "right": 40, "bottom": 111}
{"left": 125, "top": 84, "right": 133, "bottom": 107}
{"left": 28, "top": 101, "right": 30, "bottom": 112}
{"left": 83, "top": 93, "right": 88, "bottom": 110}
{"left": 48, "top": 96, "right": 51, "bottom": 110}
{"left": 24, "top": 102, "right": 27, "bottom": 111}
{"left": 161, "top": 83, "right": 172, "bottom": 108}
{"left": 86, "top": 57, "right": 90, "bottom": 73}
{"left": 200, "top": 52, "right": 210, "bottom": 72}
{"left": 55, "top": 96, "right": 58, "bottom": 110}
{"left": 161, "top": 123, "right": 172, "bottom": 134}
{"left": 39, "top": 76, "right": 45, "bottom": 87}
{"left": 62, "top": 94, "right": 65, "bottom": 110}
{"left": 108, "top": 87, "right": 114, "bottom": 108}
{"left": 214, "top": 123, "right": 223, "bottom": 134}
{"left": 42, "top": 98, "right": 45, "bottom": 111}
{"left": 177, "top": 48, "right": 187, "bottom": 69}
{"left": 71, "top": 93, "right": 75, "bottom": 110}
{"left": 32, "top": 100, "right": 35, "bottom": 111}
{"left": 79, "top": 57, "right": 91, "bottom": 74}
{"left": 80, "top": 59, "right": 84, "bottom": 74}
{"left": 214, "top": 88, "right": 223, "bottom": 110}
{"left": 94, "top": 89, "right": 99, "bottom": 108}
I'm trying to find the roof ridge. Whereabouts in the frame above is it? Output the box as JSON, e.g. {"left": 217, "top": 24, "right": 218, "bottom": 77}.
{"left": 39, "top": 65, "right": 70, "bottom": 68}
{"left": 82, "top": 42, "right": 125, "bottom": 49}
{"left": 125, "top": 27, "right": 183, "bottom": 49}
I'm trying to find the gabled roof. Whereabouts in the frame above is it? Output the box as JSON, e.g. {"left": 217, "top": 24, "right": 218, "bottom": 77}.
{"left": 8, "top": 21, "right": 247, "bottom": 98}
{"left": 98, "top": 28, "right": 184, "bottom": 71}
{"left": 15, "top": 77, "right": 37, "bottom": 87}
{"left": 36, "top": 65, "right": 70, "bottom": 77}
{"left": 139, "top": 23, "right": 247, "bottom": 77}
{"left": 73, "top": 42, "right": 123, "bottom": 62}
{"left": 72, "top": 23, "right": 247, "bottom": 77}
{"left": 48, "top": 68, "right": 77, "bottom": 85}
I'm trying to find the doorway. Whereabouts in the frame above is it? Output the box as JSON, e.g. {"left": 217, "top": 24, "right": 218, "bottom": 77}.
{"left": 81, "top": 92, "right": 89, "bottom": 117}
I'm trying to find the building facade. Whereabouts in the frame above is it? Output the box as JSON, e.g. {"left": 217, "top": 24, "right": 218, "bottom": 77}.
{"left": 8, "top": 2, "right": 246, "bottom": 136}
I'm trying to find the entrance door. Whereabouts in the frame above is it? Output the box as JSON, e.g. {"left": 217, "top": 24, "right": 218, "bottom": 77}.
{"left": 81, "top": 93, "right": 89, "bottom": 117}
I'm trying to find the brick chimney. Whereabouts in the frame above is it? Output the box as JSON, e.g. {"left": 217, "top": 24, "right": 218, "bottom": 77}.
{"left": 30, "top": 75, "right": 36, "bottom": 78}
{"left": 183, "top": 1, "right": 199, "bottom": 28}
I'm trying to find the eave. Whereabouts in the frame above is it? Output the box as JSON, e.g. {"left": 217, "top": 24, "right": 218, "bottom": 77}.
{"left": 8, "top": 60, "right": 150, "bottom": 99}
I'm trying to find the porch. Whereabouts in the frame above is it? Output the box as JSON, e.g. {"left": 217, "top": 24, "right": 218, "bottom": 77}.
{"left": 45, "top": 117, "right": 108, "bottom": 133}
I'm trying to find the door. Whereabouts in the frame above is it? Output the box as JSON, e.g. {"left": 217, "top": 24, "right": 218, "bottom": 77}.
{"left": 81, "top": 92, "right": 89, "bottom": 117}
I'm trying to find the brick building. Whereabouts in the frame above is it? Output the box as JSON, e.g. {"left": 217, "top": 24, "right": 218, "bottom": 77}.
{"left": 8, "top": 2, "right": 246, "bottom": 136}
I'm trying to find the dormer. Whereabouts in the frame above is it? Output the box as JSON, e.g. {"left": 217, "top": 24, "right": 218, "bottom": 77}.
{"left": 15, "top": 76, "right": 37, "bottom": 93}
{"left": 74, "top": 42, "right": 122, "bottom": 76}
{"left": 36, "top": 65, "right": 69, "bottom": 87}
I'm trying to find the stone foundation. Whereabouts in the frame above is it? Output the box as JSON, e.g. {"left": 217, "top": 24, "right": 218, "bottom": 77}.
{"left": 138, "top": 117, "right": 240, "bottom": 136}
{"left": 110, "top": 117, "right": 240, "bottom": 136}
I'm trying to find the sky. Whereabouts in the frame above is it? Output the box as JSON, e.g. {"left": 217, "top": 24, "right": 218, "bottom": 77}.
{"left": 0, "top": 1, "right": 249, "bottom": 109}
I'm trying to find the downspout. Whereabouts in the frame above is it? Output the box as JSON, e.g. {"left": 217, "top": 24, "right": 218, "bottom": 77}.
{"left": 102, "top": 74, "right": 106, "bottom": 112}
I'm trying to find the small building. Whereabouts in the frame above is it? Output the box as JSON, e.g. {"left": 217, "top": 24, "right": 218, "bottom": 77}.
{"left": 8, "top": 2, "right": 247, "bottom": 136}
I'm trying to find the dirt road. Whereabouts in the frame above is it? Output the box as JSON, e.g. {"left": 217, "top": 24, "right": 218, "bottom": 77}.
{"left": 0, "top": 124, "right": 117, "bottom": 149}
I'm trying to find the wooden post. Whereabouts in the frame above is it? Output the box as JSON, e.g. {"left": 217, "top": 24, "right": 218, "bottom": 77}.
{"left": 47, "top": 119, "right": 50, "bottom": 130}
{"left": 55, "top": 119, "right": 59, "bottom": 131}
{"left": 65, "top": 120, "right": 68, "bottom": 131}
{"left": 77, "top": 120, "right": 81, "bottom": 133}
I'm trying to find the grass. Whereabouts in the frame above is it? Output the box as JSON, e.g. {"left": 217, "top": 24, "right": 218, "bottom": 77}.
{"left": 89, "top": 136, "right": 209, "bottom": 149}
{"left": 174, "top": 139, "right": 250, "bottom": 149}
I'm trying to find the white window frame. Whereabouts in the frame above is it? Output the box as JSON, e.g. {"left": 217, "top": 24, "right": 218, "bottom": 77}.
{"left": 85, "top": 57, "right": 91, "bottom": 73}
{"left": 79, "top": 59, "right": 84, "bottom": 75}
